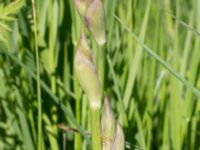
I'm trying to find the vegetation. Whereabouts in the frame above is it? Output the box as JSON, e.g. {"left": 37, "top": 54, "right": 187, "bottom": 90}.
{"left": 0, "top": 0, "right": 200, "bottom": 149}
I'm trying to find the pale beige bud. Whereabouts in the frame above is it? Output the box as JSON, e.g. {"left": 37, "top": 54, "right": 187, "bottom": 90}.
{"left": 101, "top": 96, "right": 116, "bottom": 150}
{"left": 73, "top": 0, "right": 91, "bottom": 17}
{"left": 111, "top": 122, "right": 125, "bottom": 150}
{"left": 73, "top": 0, "right": 106, "bottom": 46}
{"left": 84, "top": 0, "right": 106, "bottom": 45}
{"left": 74, "top": 31, "right": 101, "bottom": 108}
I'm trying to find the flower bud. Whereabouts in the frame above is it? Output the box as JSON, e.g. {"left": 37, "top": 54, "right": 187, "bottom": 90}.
{"left": 111, "top": 122, "right": 125, "bottom": 150}
{"left": 73, "top": 0, "right": 106, "bottom": 46}
{"left": 74, "top": 31, "right": 101, "bottom": 108}
{"left": 101, "top": 96, "right": 115, "bottom": 150}
{"left": 84, "top": 0, "right": 106, "bottom": 45}
{"left": 73, "top": 0, "right": 91, "bottom": 17}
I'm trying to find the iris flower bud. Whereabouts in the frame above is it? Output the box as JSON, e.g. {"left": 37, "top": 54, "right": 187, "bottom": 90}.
{"left": 74, "top": 31, "right": 101, "bottom": 108}
{"left": 73, "top": 0, "right": 106, "bottom": 46}
{"left": 101, "top": 97, "right": 125, "bottom": 150}
{"left": 101, "top": 97, "right": 115, "bottom": 150}
{"left": 111, "top": 122, "right": 125, "bottom": 150}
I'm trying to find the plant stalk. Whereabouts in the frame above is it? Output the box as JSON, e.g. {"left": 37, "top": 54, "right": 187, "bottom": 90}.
{"left": 75, "top": 83, "right": 81, "bottom": 150}
{"left": 98, "top": 45, "right": 105, "bottom": 97}
{"left": 90, "top": 107, "right": 102, "bottom": 150}
{"left": 31, "top": 0, "right": 42, "bottom": 149}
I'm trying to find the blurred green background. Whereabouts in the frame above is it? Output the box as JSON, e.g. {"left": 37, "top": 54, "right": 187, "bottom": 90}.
{"left": 0, "top": 0, "right": 200, "bottom": 149}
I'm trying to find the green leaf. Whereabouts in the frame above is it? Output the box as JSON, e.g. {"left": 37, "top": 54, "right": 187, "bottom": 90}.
{"left": 114, "top": 14, "right": 200, "bottom": 99}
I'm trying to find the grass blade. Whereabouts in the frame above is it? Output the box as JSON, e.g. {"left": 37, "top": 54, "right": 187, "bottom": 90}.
{"left": 114, "top": 15, "right": 200, "bottom": 99}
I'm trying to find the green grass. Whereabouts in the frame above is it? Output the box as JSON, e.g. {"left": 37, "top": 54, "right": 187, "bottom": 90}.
{"left": 0, "top": 0, "right": 200, "bottom": 149}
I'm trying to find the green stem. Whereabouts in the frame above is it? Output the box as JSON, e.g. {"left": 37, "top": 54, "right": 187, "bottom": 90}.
{"left": 90, "top": 107, "right": 102, "bottom": 150}
{"left": 48, "top": 0, "right": 59, "bottom": 149}
{"left": 49, "top": 0, "right": 56, "bottom": 94}
{"left": 98, "top": 45, "right": 105, "bottom": 97}
{"left": 75, "top": 98, "right": 81, "bottom": 149}
{"left": 31, "top": 0, "right": 42, "bottom": 149}
{"left": 74, "top": 81, "right": 81, "bottom": 150}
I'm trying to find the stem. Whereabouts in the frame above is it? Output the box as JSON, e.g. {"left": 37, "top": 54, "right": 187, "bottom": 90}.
{"left": 90, "top": 107, "right": 102, "bottom": 150}
{"left": 98, "top": 45, "right": 105, "bottom": 97}
{"left": 75, "top": 82, "right": 81, "bottom": 149}
{"left": 31, "top": 0, "right": 42, "bottom": 149}
{"left": 48, "top": 0, "right": 59, "bottom": 149}
{"left": 49, "top": 0, "right": 56, "bottom": 94}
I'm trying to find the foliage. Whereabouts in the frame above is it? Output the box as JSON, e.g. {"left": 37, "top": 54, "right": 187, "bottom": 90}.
{"left": 0, "top": 0, "right": 200, "bottom": 149}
